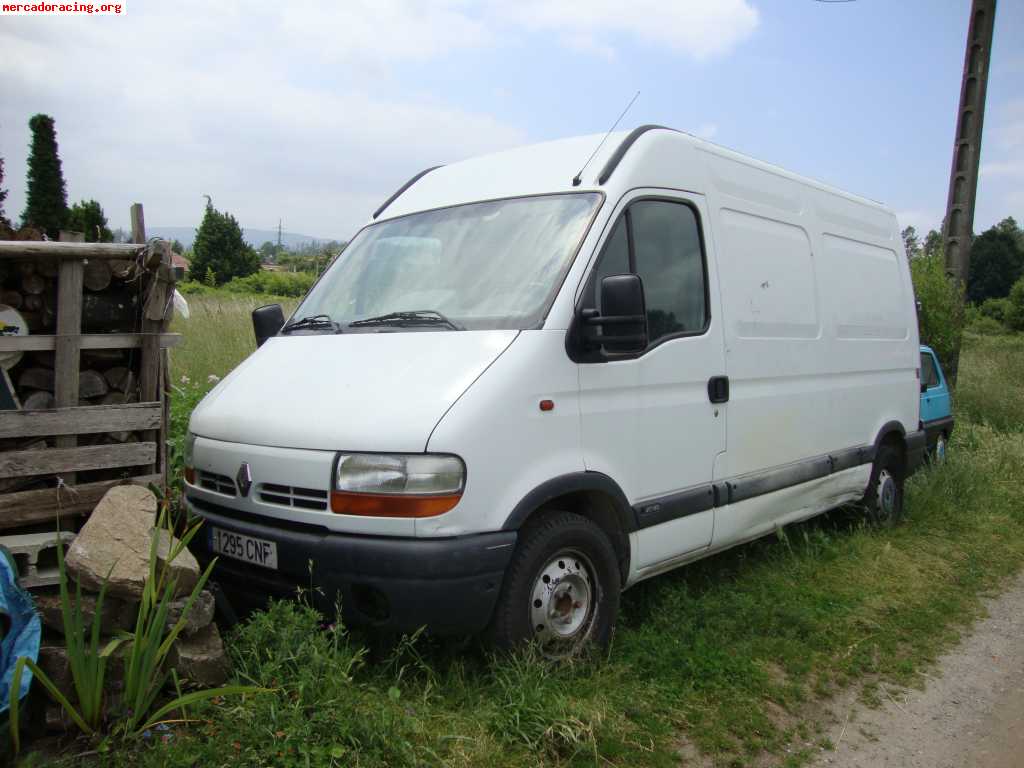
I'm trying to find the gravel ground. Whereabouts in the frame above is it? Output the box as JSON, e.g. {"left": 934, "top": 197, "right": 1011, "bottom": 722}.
{"left": 811, "top": 571, "right": 1024, "bottom": 768}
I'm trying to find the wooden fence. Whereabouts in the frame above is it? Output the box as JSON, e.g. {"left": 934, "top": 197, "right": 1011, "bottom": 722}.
{"left": 0, "top": 205, "right": 180, "bottom": 585}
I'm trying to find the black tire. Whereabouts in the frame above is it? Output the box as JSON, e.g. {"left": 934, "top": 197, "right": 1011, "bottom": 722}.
{"left": 487, "top": 511, "right": 620, "bottom": 656}
{"left": 864, "top": 444, "right": 905, "bottom": 525}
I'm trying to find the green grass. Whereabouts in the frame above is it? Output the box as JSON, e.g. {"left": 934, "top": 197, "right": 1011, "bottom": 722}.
{"left": 62, "top": 305, "right": 1024, "bottom": 768}
{"left": 955, "top": 333, "right": 1024, "bottom": 432}
{"left": 169, "top": 293, "right": 299, "bottom": 384}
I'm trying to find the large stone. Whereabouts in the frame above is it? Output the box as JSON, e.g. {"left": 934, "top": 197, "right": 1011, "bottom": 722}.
{"left": 35, "top": 591, "right": 134, "bottom": 635}
{"left": 65, "top": 485, "right": 157, "bottom": 600}
{"left": 164, "top": 589, "right": 215, "bottom": 636}
{"left": 64, "top": 485, "right": 198, "bottom": 600}
{"left": 169, "top": 622, "right": 229, "bottom": 686}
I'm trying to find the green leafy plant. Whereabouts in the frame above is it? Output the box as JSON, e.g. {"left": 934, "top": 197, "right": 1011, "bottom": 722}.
{"left": 9, "top": 502, "right": 258, "bottom": 752}
{"left": 8, "top": 544, "right": 124, "bottom": 743}
{"left": 911, "top": 251, "right": 966, "bottom": 370}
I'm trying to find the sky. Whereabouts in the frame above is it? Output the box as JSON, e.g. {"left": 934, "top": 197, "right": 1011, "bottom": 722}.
{"left": 1, "top": 0, "right": 1022, "bottom": 242}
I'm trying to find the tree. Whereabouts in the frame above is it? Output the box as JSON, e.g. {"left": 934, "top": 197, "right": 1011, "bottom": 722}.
{"left": 65, "top": 199, "right": 113, "bottom": 242}
{"left": 922, "top": 228, "right": 943, "bottom": 259}
{"left": 170, "top": 239, "right": 185, "bottom": 254}
{"left": 1006, "top": 276, "right": 1024, "bottom": 333}
{"left": 0, "top": 155, "right": 10, "bottom": 231}
{"left": 967, "top": 225, "right": 1024, "bottom": 304}
{"left": 189, "top": 198, "right": 260, "bottom": 285}
{"left": 21, "top": 114, "right": 69, "bottom": 238}
{"left": 911, "top": 252, "right": 965, "bottom": 369}
{"left": 901, "top": 226, "right": 921, "bottom": 259}
{"left": 258, "top": 240, "right": 280, "bottom": 263}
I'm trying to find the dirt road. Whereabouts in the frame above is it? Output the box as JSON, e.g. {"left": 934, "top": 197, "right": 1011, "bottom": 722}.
{"left": 811, "top": 572, "right": 1024, "bottom": 768}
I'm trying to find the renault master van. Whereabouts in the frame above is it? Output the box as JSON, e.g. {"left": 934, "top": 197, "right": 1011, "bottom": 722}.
{"left": 184, "top": 126, "right": 926, "bottom": 653}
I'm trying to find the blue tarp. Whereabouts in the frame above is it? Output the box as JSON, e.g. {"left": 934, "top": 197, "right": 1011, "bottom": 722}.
{"left": 0, "top": 547, "right": 41, "bottom": 713}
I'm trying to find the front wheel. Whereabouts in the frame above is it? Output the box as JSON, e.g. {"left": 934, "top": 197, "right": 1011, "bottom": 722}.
{"left": 487, "top": 511, "right": 620, "bottom": 657}
{"left": 864, "top": 444, "right": 905, "bottom": 525}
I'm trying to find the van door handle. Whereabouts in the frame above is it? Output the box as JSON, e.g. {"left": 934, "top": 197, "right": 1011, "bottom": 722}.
{"left": 708, "top": 375, "right": 730, "bottom": 404}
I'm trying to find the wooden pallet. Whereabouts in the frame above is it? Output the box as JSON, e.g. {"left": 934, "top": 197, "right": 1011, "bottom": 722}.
{"left": 0, "top": 205, "right": 180, "bottom": 541}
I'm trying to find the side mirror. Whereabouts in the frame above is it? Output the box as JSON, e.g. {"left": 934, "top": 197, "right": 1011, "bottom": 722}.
{"left": 252, "top": 304, "right": 285, "bottom": 348}
{"left": 920, "top": 381, "right": 928, "bottom": 394}
{"left": 580, "top": 274, "right": 648, "bottom": 354}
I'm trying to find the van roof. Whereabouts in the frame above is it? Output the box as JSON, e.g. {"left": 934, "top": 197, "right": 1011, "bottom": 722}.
{"left": 376, "top": 126, "right": 893, "bottom": 223}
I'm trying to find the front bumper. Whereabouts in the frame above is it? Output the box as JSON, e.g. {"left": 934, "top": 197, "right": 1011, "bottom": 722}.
{"left": 187, "top": 496, "right": 516, "bottom": 635}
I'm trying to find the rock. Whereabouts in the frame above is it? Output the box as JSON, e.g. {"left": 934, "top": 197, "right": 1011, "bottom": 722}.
{"left": 37, "top": 643, "right": 72, "bottom": 698}
{"left": 46, "top": 704, "right": 73, "bottom": 733}
{"left": 165, "top": 589, "right": 215, "bottom": 636}
{"left": 155, "top": 530, "right": 200, "bottom": 598}
{"left": 65, "top": 485, "right": 157, "bottom": 600}
{"left": 65, "top": 485, "right": 198, "bottom": 600}
{"left": 169, "top": 622, "right": 229, "bottom": 686}
{"left": 35, "top": 591, "right": 133, "bottom": 635}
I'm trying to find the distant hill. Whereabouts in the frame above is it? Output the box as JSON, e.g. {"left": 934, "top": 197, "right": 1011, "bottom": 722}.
{"left": 147, "top": 226, "right": 340, "bottom": 251}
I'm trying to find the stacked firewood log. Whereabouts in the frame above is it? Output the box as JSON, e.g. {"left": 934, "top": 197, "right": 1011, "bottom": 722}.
{"left": 0, "top": 251, "right": 165, "bottom": 490}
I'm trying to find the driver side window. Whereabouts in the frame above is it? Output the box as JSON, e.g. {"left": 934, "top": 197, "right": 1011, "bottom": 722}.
{"left": 587, "top": 199, "right": 709, "bottom": 348}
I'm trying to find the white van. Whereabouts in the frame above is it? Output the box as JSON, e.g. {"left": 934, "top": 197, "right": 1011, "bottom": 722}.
{"left": 184, "top": 126, "right": 925, "bottom": 652}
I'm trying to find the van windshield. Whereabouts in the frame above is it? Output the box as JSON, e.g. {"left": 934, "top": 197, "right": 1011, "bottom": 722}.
{"left": 292, "top": 193, "right": 602, "bottom": 331}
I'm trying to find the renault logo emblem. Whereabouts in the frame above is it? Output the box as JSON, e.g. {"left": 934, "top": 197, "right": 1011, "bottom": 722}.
{"left": 236, "top": 462, "right": 253, "bottom": 497}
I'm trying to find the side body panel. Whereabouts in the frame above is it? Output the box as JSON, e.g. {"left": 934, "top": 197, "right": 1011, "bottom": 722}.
{"left": 698, "top": 146, "right": 919, "bottom": 548}
{"left": 421, "top": 330, "right": 586, "bottom": 538}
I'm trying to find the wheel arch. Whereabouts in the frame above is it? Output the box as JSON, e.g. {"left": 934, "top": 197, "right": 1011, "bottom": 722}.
{"left": 872, "top": 420, "right": 909, "bottom": 469}
{"left": 501, "top": 472, "right": 635, "bottom": 583}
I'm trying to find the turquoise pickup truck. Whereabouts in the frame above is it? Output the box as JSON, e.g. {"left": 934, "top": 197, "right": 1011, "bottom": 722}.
{"left": 920, "top": 345, "right": 953, "bottom": 461}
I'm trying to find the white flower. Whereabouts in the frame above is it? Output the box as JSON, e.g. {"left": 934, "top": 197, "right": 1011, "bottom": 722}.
{"left": 180, "top": 375, "right": 190, "bottom": 384}
{"left": 207, "top": 374, "right": 221, "bottom": 383}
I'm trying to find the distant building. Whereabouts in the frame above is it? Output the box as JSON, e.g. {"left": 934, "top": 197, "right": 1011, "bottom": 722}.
{"left": 171, "top": 252, "right": 191, "bottom": 281}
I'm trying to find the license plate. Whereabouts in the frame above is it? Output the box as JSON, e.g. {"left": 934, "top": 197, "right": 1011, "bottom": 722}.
{"left": 209, "top": 526, "right": 278, "bottom": 570}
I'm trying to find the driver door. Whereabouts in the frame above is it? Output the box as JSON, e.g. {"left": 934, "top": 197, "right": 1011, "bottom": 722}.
{"left": 577, "top": 191, "right": 727, "bottom": 570}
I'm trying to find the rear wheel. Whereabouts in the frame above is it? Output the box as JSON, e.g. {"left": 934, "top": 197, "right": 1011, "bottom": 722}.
{"left": 488, "top": 511, "right": 620, "bottom": 657}
{"left": 864, "top": 444, "right": 905, "bottom": 525}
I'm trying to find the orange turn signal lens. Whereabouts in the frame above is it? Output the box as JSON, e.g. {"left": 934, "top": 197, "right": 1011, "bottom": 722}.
{"left": 329, "top": 491, "right": 462, "bottom": 518}
{"left": 184, "top": 467, "right": 196, "bottom": 485}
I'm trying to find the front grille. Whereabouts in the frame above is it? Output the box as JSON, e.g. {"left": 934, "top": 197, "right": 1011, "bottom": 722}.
{"left": 197, "top": 470, "right": 236, "bottom": 496}
{"left": 258, "top": 483, "right": 329, "bottom": 511}
{"left": 188, "top": 496, "right": 329, "bottom": 536}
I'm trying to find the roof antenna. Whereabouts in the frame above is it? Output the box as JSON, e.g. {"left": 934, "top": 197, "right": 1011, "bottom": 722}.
{"left": 572, "top": 90, "right": 640, "bottom": 187}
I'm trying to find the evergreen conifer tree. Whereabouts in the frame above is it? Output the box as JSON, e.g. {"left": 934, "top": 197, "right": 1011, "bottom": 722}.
{"left": 66, "top": 199, "right": 113, "bottom": 242}
{"left": 190, "top": 198, "right": 260, "bottom": 285}
{"left": 21, "top": 114, "right": 69, "bottom": 238}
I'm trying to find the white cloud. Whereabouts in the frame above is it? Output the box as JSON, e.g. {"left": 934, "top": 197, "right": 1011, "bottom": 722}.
{"left": 503, "top": 0, "right": 759, "bottom": 60}
{"left": 0, "top": 0, "right": 761, "bottom": 237}
{"left": 0, "top": 2, "right": 523, "bottom": 238}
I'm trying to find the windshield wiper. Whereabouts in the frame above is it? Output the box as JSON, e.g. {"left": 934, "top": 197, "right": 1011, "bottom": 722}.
{"left": 348, "top": 310, "right": 464, "bottom": 331}
{"left": 280, "top": 314, "right": 342, "bottom": 334}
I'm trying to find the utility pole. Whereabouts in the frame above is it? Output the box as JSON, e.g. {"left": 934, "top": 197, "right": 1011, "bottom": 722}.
{"left": 942, "top": 0, "right": 996, "bottom": 382}
{"left": 277, "top": 218, "right": 282, "bottom": 251}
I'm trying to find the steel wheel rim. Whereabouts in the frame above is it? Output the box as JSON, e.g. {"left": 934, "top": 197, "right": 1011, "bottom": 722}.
{"left": 530, "top": 549, "right": 596, "bottom": 650}
{"left": 877, "top": 468, "right": 897, "bottom": 517}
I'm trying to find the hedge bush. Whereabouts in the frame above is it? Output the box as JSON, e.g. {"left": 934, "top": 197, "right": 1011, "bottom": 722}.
{"left": 222, "top": 271, "right": 316, "bottom": 297}
{"left": 910, "top": 252, "right": 965, "bottom": 366}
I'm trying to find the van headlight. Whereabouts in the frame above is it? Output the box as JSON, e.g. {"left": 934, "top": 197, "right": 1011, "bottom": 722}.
{"left": 331, "top": 453, "right": 465, "bottom": 518}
